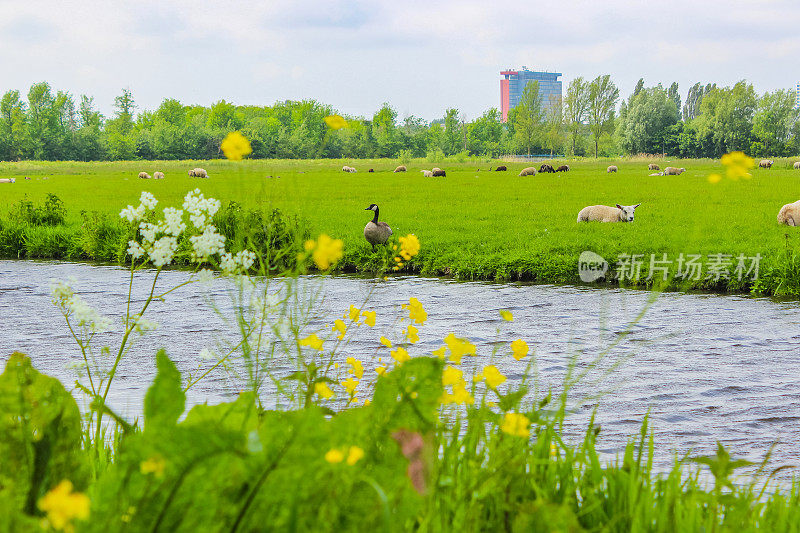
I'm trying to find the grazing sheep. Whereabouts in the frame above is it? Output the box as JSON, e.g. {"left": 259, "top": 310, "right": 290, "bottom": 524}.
{"left": 368, "top": 168, "right": 374, "bottom": 172}
{"left": 342, "top": 166, "right": 356, "bottom": 173}
{"left": 188, "top": 169, "right": 196, "bottom": 177}
{"left": 778, "top": 200, "right": 800, "bottom": 226}
{"left": 556, "top": 165, "right": 570, "bottom": 172}
{"left": 495, "top": 165, "right": 507, "bottom": 171}
{"left": 663, "top": 167, "right": 686, "bottom": 175}
{"left": 0, "top": 178, "right": 15, "bottom": 183}
{"left": 153, "top": 171, "right": 165, "bottom": 180}
{"left": 759, "top": 159, "right": 774, "bottom": 169}
{"left": 394, "top": 165, "right": 407, "bottom": 173}
{"left": 193, "top": 168, "right": 209, "bottom": 179}
{"left": 432, "top": 167, "right": 442, "bottom": 173}
{"left": 421, "top": 170, "right": 433, "bottom": 177}
{"left": 138, "top": 172, "right": 151, "bottom": 179}
{"left": 518, "top": 167, "right": 537, "bottom": 177}
{"left": 364, "top": 203, "right": 392, "bottom": 250}
{"left": 432, "top": 169, "right": 446, "bottom": 177}
{"left": 578, "top": 203, "right": 640, "bottom": 223}
{"left": 648, "top": 163, "right": 660, "bottom": 171}
{"left": 794, "top": 162, "right": 800, "bottom": 170}
{"left": 607, "top": 165, "right": 618, "bottom": 173}
{"left": 539, "top": 163, "right": 555, "bottom": 173}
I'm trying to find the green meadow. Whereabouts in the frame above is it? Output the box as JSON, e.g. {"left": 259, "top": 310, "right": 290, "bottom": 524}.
{"left": 2, "top": 157, "right": 800, "bottom": 294}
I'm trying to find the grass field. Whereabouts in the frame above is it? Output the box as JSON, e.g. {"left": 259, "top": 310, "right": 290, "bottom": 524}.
{"left": 2, "top": 157, "right": 800, "bottom": 294}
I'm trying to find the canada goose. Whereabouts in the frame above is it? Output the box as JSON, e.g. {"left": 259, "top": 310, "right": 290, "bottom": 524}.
{"left": 364, "top": 204, "right": 392, "bottom": 250}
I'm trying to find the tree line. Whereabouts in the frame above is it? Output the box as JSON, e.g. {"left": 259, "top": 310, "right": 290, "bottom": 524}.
{"left": 0, "top": 78, "right": 798, "bottom": 161}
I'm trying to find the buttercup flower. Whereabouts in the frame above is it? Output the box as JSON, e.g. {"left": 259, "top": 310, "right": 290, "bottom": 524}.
{"left": 346, "top": 446, "right": 364, "bottom": 465}
{"left": 511, "top": 339, "right": 529, "bottom": 361}
{"left": 380, "top": 336, "right": 392, "bottom": 348}
{"left": 348, "top": 305, "right": 361, "bottom": 322}
{"left": 346, "top": 357, "right": 364, "bottom": 379}
{"left": 324, "top": 114, "right": 348, "bottom": 130}
{"left": 332, "top": 319, "right": 347, "bottom": 340}
{"left": 442, "top": 366, "right": 463, "bottom": 387}
{"left": 444, "top": 333, "right": 476, "bottom": 364}
{"left": 406, "top": 324, "right": 419, "bottom": 343}
{"left": 325, "top": 448, "right": 344, "bottom": 463}
{"left": 300, "top": 334, "right": 324, "bottom": 351}
{"left": 361, "top": 310, "right": 376, "bottom": 327}
{"left": 709, "top": 151, "right": 755, "bottom": 183}
{"left": 220, "top": 131, "right": 253, "bottom": 161}
{"left": 391, "top": 347, "right": 410, "bottom": 363}
{"left": 38, "top": 480, "right": 90, "bottom": 532}
{"left": 305, "top": 234, "right": 344, "bottom": 270}
{"left": 432, "top": 346, "right": 447, "bottom": 359}
{"left": 500, "top": 310, "right": 513, "bottom": 321}
{"left": 402, "top": 297, "right": 428, "bottom": 324}
{"left": 501, "top": 412, "right": 531, "bottom": 437}
{"left": 397, "top": 234, "right": 421, "bottom": 260}
{"left": 315, "top": 382, "right": 334, "bottom": 399}
{"left": 478, "top": 365, "right": 506, "bottom": 389}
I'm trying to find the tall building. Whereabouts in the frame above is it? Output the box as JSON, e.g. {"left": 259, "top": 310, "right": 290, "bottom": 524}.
{"left": 796, "top": 82, "right": 800, "bottom": 107}
{"left": 500, "top": 67, "right": 562, "bottom": 122}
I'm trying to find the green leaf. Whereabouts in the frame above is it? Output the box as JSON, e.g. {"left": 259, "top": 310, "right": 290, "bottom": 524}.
{"left": 144, "top": 349, "right": 185, "bottom": 428}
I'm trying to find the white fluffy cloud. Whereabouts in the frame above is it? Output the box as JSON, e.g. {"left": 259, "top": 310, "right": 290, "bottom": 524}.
{"left": 0, "top": 0, "right": 797, "bottom": 121}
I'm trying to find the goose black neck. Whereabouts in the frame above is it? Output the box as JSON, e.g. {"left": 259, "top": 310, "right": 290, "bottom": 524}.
{"left": 372, "top": 207, "right": 379, "bottom": 224}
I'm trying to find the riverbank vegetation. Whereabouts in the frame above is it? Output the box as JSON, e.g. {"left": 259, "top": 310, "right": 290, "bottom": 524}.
{"left": 2, "top": 158, "right": 800, "bottom": 295}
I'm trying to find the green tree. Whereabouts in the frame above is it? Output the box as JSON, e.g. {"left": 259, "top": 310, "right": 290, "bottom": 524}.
{"left": 563, "top": 77, "right": 590, "bottom": 156}
{"left": 0, "top": 90, "right": 27, "bottom": 161}
{"left": 587, "top": 75, "right": 619, "bottom": 158}
{"left": 543, "top": 94, "right": 564, "bottom": 156}
{"left": 372, "top": 103, "right": 399, "bottom": 157}
{"left": 694, "top": 81, "right": 756, "bottom": 157}
{"left": 751, "top": 89, "right": 799, "bottom": 156}
{"left": 442, "top": 108, "right": 463, "bottom": 156}
{"left": 616, "top": 84, "right": 679, "bottom": 154}
{"left": 466, "top": 108, "right": 504, "bottom": 156}
{"left": 106, "top": 89, "right": 137, "bottom": 160}
{"left": 512, "top": 81, "right": 544, "bottom": 156}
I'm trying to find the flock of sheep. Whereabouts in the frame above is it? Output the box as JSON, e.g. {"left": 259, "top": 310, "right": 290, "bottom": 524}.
{"left": 136, "top": 168, "right": 209, "bottom": 180}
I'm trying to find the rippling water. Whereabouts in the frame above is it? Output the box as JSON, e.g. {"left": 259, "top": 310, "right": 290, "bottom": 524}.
{"left": 2, "top": 260, "right": 800, "bottom": 478}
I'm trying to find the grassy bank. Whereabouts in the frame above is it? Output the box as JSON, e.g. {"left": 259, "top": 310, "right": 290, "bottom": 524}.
{"left": 2, "top": 157, "right": 800, "bottom": 294}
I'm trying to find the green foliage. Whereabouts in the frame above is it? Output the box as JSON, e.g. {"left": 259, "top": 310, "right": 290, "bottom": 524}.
{"left": 587, "top": 75, "right": 620, "bottom": 158}
{"left": 513, "top": 81, "right": 544, "bottom": 156}
{"left": 8, "top": 193, "right": 67, "bottom": 226}
{"left": 0, "top": 353, "right": 89, "bottom": 517}
{"left": 617, "top": 83, "right": 680, "bottom": 154}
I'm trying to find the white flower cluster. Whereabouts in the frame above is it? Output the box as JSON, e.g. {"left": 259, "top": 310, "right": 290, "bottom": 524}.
{"left": 119, "top": 191, "right": 159, "bottom": 223}
{"left": 220, "top": 250, "right": 257, "bottom": 274}
{"left": 183, "top": 189, "right": 221, "bottom": 230}
{"left": 131, "top": 313, "right": 158, "bottom": 333}
{"left": 149, "top": 236, "right": 179, "bottom": 267}
{"left": 50, "top": 280, "right": 112, "bottom": 333}
{"left": 190, "top": 225, "right": 226, "bottom": 261}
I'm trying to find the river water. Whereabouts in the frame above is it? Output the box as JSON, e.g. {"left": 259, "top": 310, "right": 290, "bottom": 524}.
{"left": 2, "top": 260, "right": 800, "bottom": 479}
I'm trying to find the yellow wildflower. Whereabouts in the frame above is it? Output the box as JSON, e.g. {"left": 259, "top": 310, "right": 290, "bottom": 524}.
{"left": 324, "top": 114, "right": 348, "bottom": 130}
{"left": 711, "top": 151, "right": 755, "bottom": 183}
{"left": 444, "top": 333, "right": 476, "bottom": 364}
{"left": 332, "top": 319, "right": 347, "bottom": 340}
{"left": 375, "top": 366, "right": 387, "bottom": 376}
{"left": 341, "top": 377, "right": 358, "bottom": 394}
{"left": 432, "top": 346, "right": 447, "bottom": 359}
{"left": 347, "top": 446, "right": 365, "bottom": 465}
{"left": 442, "top": 366, "right": 463, "bottom": 387}
{"left": 325, "top": 448, "right": 344, "bottom": 463}
{"left": 380, "top": 336, "right": 392, "bottom": 348}
{"left": 500, "top": 310, "right": 513, "bottom": 321}
{"left": 38, "top": 480, "right": 90, "bottom": 532}
{"left": 406, "top": 324, "right": 419, "bottom": 344}
{"left": 361, "top": 310, "right": 376, "bottom": 327}
{"left": 391, "top": 347, "right": 410, "bottom": 363}
{"left": 398, "top": 234, "right": 421, "bottom": 260}
{"left": 450, "top": 382, "right": 474, "bottom": 405}
{"left": 305, "top": 234, "right": 344, "bottom": 270}
{"left": 708, "top": 173, "right": 722, "bottom": 184}
{"left": 220, "top": 131, "right": 253, "bottom": 161}
{"left": 511, "top": 339, "right": 529, "bottom": 361}
{"left": 501, "top": 412, "right": 530, "bottom": 438}
{"left": 346, "top": 357, "right": 364, "bottom": 378}
{"left": 315, "top": 382, "right": 334, "bottom": 399}
{"left": 140, "top": 455, "right": 166, "bottom": 477}
{"left": 348, "top": 305, "right": 361, "bottom": 322}
{"left": 481, "top": 365, "right": 506, "bottom": 389}
{"left": 300, "top": 334, "right": 324, "bottom": 351}
{"left": 550, "top": 443, "right": 558, "bottom": 457}
{"left": 402, "top": 297, "right": 428, "bottom": 324}
{"left": 364, "top": 398, "right": 371, "bottom": 406}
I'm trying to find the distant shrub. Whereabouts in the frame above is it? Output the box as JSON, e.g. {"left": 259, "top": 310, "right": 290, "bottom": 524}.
{"left": 8, "top": 193, "right": 67, "bottom": 226}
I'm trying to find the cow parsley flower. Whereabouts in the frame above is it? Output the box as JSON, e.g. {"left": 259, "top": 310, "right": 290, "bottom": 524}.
{"left": 149, "top": 236, "right": 178, "bottom": 267}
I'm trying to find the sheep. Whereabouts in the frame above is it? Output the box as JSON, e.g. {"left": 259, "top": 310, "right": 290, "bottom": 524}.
{"left": 0, "top": 178, "right": 15, "bottom": 183}
{"left": 153, "top": 171, "right": 165, "bottom": 180}
{"left": 138, "top": 172, "right": 151, "bottom": 179}
{"left": 759, "top": 159, "right": 774, "bottom": 169}
{"left": 193, "top": 168, "right": 209, "bottom": 179}
{"left": 432, "top": 167, "right": 442, "bottom": 173}
{"left": 188, "top": 169, "right": 196, "bottom": 177}
{"left": 341, "top": 166, "right": 356, "bottom": 173}
{"left": 421, "top": 170, "right": 433, "bottom": 177}
{"left": 577, "top": 203, "right": 640, "bottom": 223}
{"left": 368, "top": 168, "right": 375, "bottom": 172}
{"left": 556, "top": 165, "right": 570, "bottom": 172}
{"left": 607, "top": 165, "right": 618, "bottom": 173}
{"left": 518, "top": 167, "right": 537, "bottom": 176}
{"left": 649, "top": 172, "right": 665, "bottom": 176}
{"left": 648, "top": 163, "right": 660, "bottom": 170}
{"left": 432, "top": 169, "right": 446, "bottom": 177}
{"left": 394, "top": 165, "right": 407, "bottom": 173}
{"left": 794, "top": 162, "right": 800, "bottom": 170}
{"left": 494, "top": 165, "right": 507, "bottom": 171}
{"left": 777, "top": 200, "right": 800, "bottom": 226}
{"left": 663, "top": 167, "right": 686, "bottom": 175}
{"left": 539, "top": 163, "right": 555, "bottom": 173}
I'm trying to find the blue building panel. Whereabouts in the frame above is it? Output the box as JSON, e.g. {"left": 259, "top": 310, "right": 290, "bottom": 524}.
{"left": 501, "top": 68, "right": 562, "bottom": 121}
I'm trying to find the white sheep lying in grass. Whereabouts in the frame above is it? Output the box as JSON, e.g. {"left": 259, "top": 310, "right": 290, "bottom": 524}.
{"left": 664, "top": 167, "right": 686, "bottom": 175}
{"left": 432, "top": 167, "right": 442, "bottom": 173}
{"left": 421, "top": 170, "right": 433, "bottom": 177}
{"left": 778, "top": 200, "right": 800, "bottom": 226}
{"left": 0, "top": 178, "right": 15, "bottom": 183}
{"left": 342, "top": 165, "right": 356, "bottom": 173}
{"left": 138, "top": 172, "right": 151, "bottom": 179}
{"left": 793, "top": 162, "right": 800, "bottom": 170}
{"left": 577, "top": 203, "right": 640, "bottom": 223}
{"left": 153, "top": 171, "right": 165, "bottom": 179}
{"left": 607, "top": 165, "right": 618, "bottom": 173}
{"left": 193, "top": 168, "right": 209, "bottom": 178}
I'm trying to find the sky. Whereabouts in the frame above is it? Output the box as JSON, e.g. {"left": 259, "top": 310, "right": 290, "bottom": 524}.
{"left": 0, "top": 0, "right": 797, "bottom": 122}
